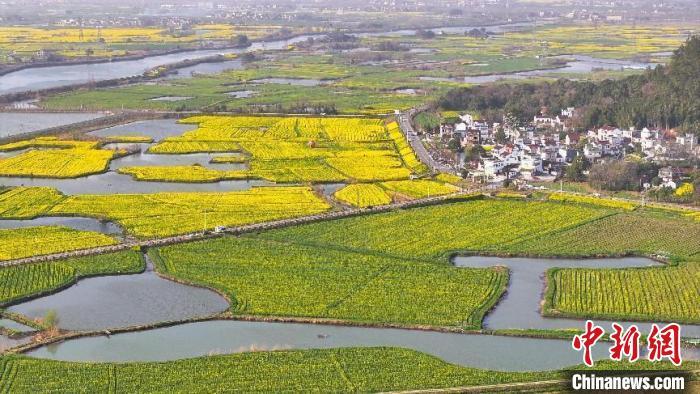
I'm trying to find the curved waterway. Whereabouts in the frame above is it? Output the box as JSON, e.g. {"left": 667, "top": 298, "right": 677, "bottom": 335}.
{"left": 0, "top": 36, "right": 315, "bottom": 95}
{"left": 23, "top": 320, "right": 606, "bottom": 371}
{"left": 7, "top": 256, "right": 229, "bottom": 331}
{"left": 0, "top": 22, "right": 539, "bottom": 95}
{"left": 454, "top": 256, "right": 700, "bottom": 338}
{"left": 23, "top": 320, "right": 700, "bottom": 371}
{"left": 18, "top": 256, "right": 700, "bottom": 370}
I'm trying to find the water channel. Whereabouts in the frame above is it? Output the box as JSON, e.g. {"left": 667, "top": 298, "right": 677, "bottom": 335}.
{"left": 0, "top": 36, "right": 315, "bottom": 95}
{"left": 15, "top": 256, "right": 700, "bottom": 371}
{"left": 0, "top": 112, "right": 105, "bottom": 139}
{"left": 420, "top": 55, "right": 656, "bottom": 84}
{"left": 7, "top": 255, "right": 229, "bottom": 331}
{"left": 0, "top": 22, "right": 544, "bottom": 95}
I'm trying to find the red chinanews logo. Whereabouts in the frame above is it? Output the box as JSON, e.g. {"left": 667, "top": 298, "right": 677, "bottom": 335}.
{"left": 572, "top": 320, "right": 682, "bottom": 367}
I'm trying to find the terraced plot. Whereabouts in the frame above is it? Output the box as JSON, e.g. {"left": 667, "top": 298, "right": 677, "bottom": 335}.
{"left": 506, "top": 210, "right": 700, "bottom": 259}
{"left": 548, "top": 193, "right": 638, "bottom": 210}
{"left": 0, "top": 187, "right": 64, "bottom": 219}
{"left": 387, "top": 121, "right": 428, "bottom": 174}
{"left": 334, "top": 184, "right": 392, "bottom": 208}
{"left": 381, "top": 179, "right": 458, "bottom": 199}
{"left": 117, "top": 165, "right": 249, "bottom": 183}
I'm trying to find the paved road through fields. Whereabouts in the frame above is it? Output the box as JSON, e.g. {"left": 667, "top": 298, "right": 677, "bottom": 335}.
{"left": 397, "top": 110, "right": 454, "bottom": 174}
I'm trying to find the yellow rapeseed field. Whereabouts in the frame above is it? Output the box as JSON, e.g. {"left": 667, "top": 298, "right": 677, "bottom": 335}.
{"left": 49, "top": 186, "right": 331, "bottom": 238}
{"left": 124, "top": 115, "right": 426, "bottom": 183}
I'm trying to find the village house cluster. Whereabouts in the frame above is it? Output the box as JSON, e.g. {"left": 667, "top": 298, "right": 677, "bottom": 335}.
{"left": 437, "top": 108, "right": 699, "bottom": 186}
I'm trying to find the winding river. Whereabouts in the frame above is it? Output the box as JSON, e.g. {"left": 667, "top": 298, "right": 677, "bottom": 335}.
{"left": 0, "top": 21, "right": 611, "bottom": 96}
{"left": 0, "top": 36, "right": 315, "bottom": 95}
{"left": 12, "top": 256, "right": 700, "bottom": 371}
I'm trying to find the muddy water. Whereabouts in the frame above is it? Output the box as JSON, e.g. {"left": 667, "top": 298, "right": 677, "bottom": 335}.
{"left": 453, "top": 256, "right": 700, "bottom": 338}
{"left": 0, "top": 335, "right": 31, "bottom": 352}
{"left": 0, "top": 319, "right": 35, "bottom": 333}
{"left": 7, "top": 256, "right": 229, "bottom": 331}
{"left": 0, "top": 173, "right": 265, "bottom": 195}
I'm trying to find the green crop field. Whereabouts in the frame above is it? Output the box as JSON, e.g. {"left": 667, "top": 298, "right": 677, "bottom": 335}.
{"left": 255, "top": 199, "right": 699, "bottom": 323}
{"left": 546, "top": 263, "right": 699, "bottom": 323}
{"left": 258, "top": 198, "right": 611, "bottom": 260}
{"left": 0, "top": 251, "right": 143, "bottom": 305}
{"left": 154, "top": 236, "right": 506, "bottom": 328}
{"left": 1, "top": 348, "right": 696, "bottom": 393}
{"left": 506, "top": 210, "right": 700, "bottom": 259}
